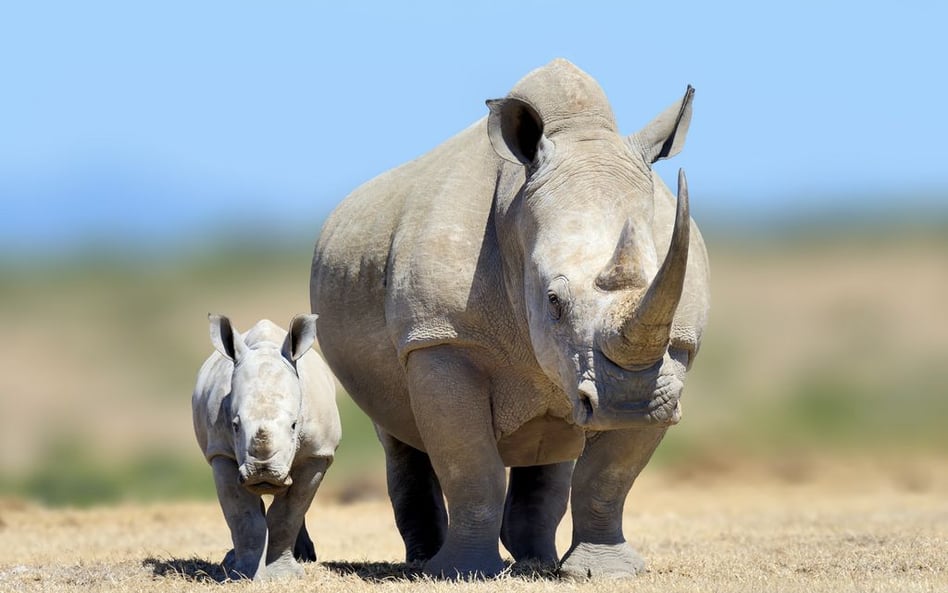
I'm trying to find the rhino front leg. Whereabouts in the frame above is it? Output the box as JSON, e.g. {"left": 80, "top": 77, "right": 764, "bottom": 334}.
{"left": 560, "top": 426, "right": 667, "bottom": 580}
{"left": 377, "top": 427, "right": 447, "bottom": 563}
{"left": 500, "top": 462, "right": 572, "bottom": 567}
{"left": 263, "top": 457, "right": 331, "bottom": 581}
{"left": 210, "top": 457, "right": 268, "bottom": 580}
{"left": 406, "top": 346, "right": 507, "bottom": 579}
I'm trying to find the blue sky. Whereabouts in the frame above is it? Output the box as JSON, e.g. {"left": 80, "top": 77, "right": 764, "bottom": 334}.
{"left": 2, "top": 1, "right": 946, "bottom": 254}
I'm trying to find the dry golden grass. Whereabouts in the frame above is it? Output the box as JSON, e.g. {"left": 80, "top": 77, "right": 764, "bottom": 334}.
{"left": 2, "top": 461, "right": 946, "bottom": 593}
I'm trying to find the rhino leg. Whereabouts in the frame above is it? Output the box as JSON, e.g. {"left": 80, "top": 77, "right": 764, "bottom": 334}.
{"left": 500, "top": 462, "right": 572, "bottom": 567}
{"left": 263, "top": 457, "right": 331, "bottom": 581}
{"left": 377, "top": 428, "right": 447, "bottom": 563}
{"left": 560, "top": 427, "right": 667, "bottom": 580}
{"left": 406, "top": 346, "right": 507, "bottom": 578}
{"left": 211, "top": 457, "right": 268, "bottom": 580}
{"left": 293, "top": 519, "right": 317, "bottom": 562}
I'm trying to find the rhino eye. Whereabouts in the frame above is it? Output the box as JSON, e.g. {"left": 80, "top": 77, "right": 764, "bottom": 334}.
{"left": 232, "top": 417, "right": 240, "bottom": 433}
{"left": 291, "top": 421, "right": 297, "bottom": 432}
{"left": 546, "top": 276, "right": 570, "bottom": 321}
{"left": 547, "top": 291, "right": 563, "bottom": 320}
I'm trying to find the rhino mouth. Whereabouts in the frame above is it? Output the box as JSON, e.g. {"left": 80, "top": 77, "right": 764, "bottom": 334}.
{"left": 573, "top": 394, "right": 681, "bottom": 430}
{"left": 241, "top": 476, "right": 293, "bottom": 495}
{"left": 239, "top": 467, "right": 293, "bottom": 495}
{"left": 571, "top": 373, "right": 682, "bottom": 430}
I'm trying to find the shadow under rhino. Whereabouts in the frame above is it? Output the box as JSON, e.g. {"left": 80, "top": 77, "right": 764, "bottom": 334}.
{"left": 143, "top": 556, "right": 230, "bottom": 583}
{"left": 323, "top": 559, "right": 559, "bottom": 582}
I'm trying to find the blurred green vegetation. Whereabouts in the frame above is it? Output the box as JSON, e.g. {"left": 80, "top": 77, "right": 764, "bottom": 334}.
{"left": 1, "top": 225, "right": 946, "bottom": 507}
{"left": 0, "top": 397, "right": 380, "bottom": 507}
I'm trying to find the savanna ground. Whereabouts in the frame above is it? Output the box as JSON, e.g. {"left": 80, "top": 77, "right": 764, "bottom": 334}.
{"left": 2, "top": 460, "right": 946, "bottom": 592}
{"left": 1, "top": 227, "right": 947, "bottom": 591}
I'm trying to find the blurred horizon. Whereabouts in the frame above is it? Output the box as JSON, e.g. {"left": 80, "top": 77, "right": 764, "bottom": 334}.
{"left": 3, "top": 166, "right": 946, "bottom": 262}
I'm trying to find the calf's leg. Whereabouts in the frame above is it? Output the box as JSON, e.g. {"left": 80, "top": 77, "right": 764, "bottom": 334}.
{"left": 211, "top": 457, "right": 267, "bottom": 580}
{"left": 263, "top": 457, "right": 331, "bottom": 580}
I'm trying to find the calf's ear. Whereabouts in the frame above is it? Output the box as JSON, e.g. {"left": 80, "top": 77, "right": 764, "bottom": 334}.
{"left": 627, "top": 85, "right": 694, "bottom": 164}
{"left": 282, "top": 314, "right": 318, "bottom": 362}
{"left": 209, "top": 314, "right": 247, "bottom": 362}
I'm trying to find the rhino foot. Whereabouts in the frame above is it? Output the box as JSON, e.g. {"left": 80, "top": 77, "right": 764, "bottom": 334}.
{"left": 559, "top": 541, "right": 646, "bottom": 580}
{"left": 422, "top": 549, "right": 506, "bottom": 580}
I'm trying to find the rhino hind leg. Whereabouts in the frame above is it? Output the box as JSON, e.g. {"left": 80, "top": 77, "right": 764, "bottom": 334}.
{"left": 560, "top": 427, "right": 666, "bottom": 580}
{"left": 500, "top": 462, "right": 571, "bottom": 567}
{"left": 378, "top": 428, "right": 447, "bottom": 563}
{"left": 292, "top": 519, "right": 317, "bottom": 562}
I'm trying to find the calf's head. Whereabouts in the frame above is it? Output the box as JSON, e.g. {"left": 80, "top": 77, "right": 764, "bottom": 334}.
{"left": 208, "top": 314, "right": 318, "bottom": 495}
{"left": 488, "top": 61, "right": 694, "bottom": 430}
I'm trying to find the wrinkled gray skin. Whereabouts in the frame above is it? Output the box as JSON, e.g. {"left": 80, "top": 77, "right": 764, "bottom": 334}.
{"left": 192, "top": 314, "right": 341, "bottom": 581}
{"left": 311, "top": 59, "right": 709, "bottom": 579}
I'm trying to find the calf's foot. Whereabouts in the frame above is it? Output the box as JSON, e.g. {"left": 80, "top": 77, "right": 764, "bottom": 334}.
{"left": 261, "top": 555, "right": 305, "bottom": 581}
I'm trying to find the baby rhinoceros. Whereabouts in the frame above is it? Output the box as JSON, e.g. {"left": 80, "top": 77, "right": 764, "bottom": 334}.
{"left": 192, "top": 314, "right": 341, "bottom": 581}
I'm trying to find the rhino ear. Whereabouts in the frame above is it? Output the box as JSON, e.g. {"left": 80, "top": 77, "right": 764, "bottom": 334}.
{"left": 282, "top": 314, "right": 318, "bottom": 362}
{"left": 627, "top": 85, "right": 694, "bottom": 164}
{"left": 486, "top": 97, "right": 546, "bottom": 165}
{"left": 209, "top": 314, "right": 247, "bottom": 362}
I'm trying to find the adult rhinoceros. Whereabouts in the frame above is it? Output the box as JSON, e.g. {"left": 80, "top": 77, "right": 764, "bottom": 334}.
{"left": 310, "top": 59, "right": 710, "bottom": 579}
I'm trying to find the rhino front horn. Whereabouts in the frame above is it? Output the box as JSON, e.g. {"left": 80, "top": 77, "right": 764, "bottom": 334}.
{"left": 603, "top": 169, "right": 690, "bottom": 370}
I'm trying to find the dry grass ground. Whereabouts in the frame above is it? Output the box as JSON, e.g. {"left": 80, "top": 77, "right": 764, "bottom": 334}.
{"left": 2, "top": 461, "right": 946, "bottom": 593}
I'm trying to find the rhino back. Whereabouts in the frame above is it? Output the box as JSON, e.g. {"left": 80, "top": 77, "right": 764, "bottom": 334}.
{"left": 316, "top": 120, "right": 515, "bottom": 348}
